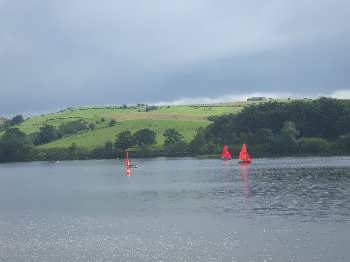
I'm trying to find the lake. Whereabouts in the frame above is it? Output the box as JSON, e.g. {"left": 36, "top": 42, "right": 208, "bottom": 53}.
{"left": 0, "top": 157, "right": 350, "bottom": 261}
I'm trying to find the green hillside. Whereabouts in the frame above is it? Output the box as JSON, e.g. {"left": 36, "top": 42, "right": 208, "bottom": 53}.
{"left": 12, "top": 102, "right": 253, "bottom": 150}
{"left": 4, "top": 98, "right": 348, "bottom": 161}
{"left": 39, "top": 120, "right": 208, "bottom": 149}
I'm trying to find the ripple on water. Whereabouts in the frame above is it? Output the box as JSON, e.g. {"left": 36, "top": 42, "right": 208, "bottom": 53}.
{"left": 0, "top": 157, "right": 350, "bottom": 261}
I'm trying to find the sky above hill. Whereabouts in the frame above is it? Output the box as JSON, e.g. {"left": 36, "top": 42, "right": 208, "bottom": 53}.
{"left": 0, "top": 0, "right": 349, "bottom": 114}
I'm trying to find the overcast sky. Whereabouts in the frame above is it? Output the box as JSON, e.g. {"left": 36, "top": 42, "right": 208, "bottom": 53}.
{"left": 0, "top": 0, "right": 349, "bottom": 114}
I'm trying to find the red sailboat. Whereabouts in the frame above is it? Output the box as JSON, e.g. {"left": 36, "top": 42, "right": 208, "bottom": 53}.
{"left": 238, "top": 143, "right": 251, "bottom": 164}
{"left": 221, "top": 145, "right": 232, "bottom": 160}
{"left": 125, "top": 150, "right": 132, "bottom": 176}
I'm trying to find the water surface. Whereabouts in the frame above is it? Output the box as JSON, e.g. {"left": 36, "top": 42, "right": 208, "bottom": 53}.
{"left": 0, "top": 157, "right": 350, "bottom": 261}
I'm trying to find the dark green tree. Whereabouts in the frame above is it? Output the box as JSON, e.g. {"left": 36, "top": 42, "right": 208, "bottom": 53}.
{"left": 69, "top": 142, "right": 77, "bottom": 151}
{"left": 274, "top": 121, "right": 299, "bottom": 154}
{"left": 59, "top": 119, "right": 89, "bottom": 135}
{"left": 163, "top": 129, "right": 187, "bottom": 155}
{"left": 281, "top": 121, "right": 299, "bottom": 142}
{"left": 88, "top": 123, "right": 97, "bottom": 130}
{"left": 109, "top": 119, "right": 117, "bottom": 127}
{"left": 10, "top": 115, "right": 24, "bottom": 125}
{"left": 103, "top": 141, "right": 114, "bottom": 158}
{"left": 313, "top": 97, "right": 347, "bottom": 138}
{"left": 163, "top": 129, "right": 184, "bottom": 145}
{"left": 0, "top": 128, "right": 32, "bottom": 162}
{"left": 336, "top": 133, "right": 350, "bottom": 153}
{"left": 34, "top": 124, "right": 60, "bottom": 145}
{"left": 67, "top": 142, "right": 80, "bottom": 159}
{"left": 255, "top": 128, "right": 274, "bottom": 144}
{"left": 189, "top": 128, "right": 211, "bottom": 154}
{"left": 298, "top": 137, "right": 330, "bottom": 154}
{"left": 133, "top": 128, "right": 156, "bottom": 146}
{"left": 115, "top": 131, "right": 134, "bottom": 150}
{"left": 145, "top": 105, "right": 158, "bottom": 112}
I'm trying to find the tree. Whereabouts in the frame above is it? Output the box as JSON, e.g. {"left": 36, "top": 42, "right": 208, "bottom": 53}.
{"left": 314, "top": 97, "right": 347, "bottom": 138}
{"left": 67, "top": 142, "right": 80, "bottom": 159}
{"left": 271, "top": 121, "right": 299, "bottom": 155}
{"left": 0, "top": 128, "right": 32, "bottom": 162}
{"left": 69, "top": 142, "right": 77, "bottom": 151}
{"left": 189, "top": 128, "right": 210, "bottom": 154}
{"left": 104, "top": 141, "right": 114, "bottom": 158}
{"left": 183, "top": 98, "right": 350, "bottom": 156}
{"left": 208, "top": 98, "right": 349, "bottom": 139}
{"left": 34, "top": 124, "right": 60, "bottom": 145}
{"left": 109, "top": 119, "right": 117, "bottom": 127}
{"left": 298, "top": 137, "right": 330, "bottom": 154}
{"left": 255, "top": 128, "right": 274, "bottom": 144}
{"left": 163, "top": 129, "right": 187, "bottom": 155}
{"left": 336, "top": 133, "right": 350, "bottom": 153}
{"left": 58, "top": 119, "right": 89, "bottom": 135}
{"left": 145, "top": 105, "right": 158, "bottom": 112}
{"left": 115, "top": 131, "right": 134, "bottom": 150}
{"left": 163, "top": 129, "right": 184, "bottom": 146}
{"left": 336, "top": 114, "right": 350, "bottom": 136}
{"left": 10, "top": 115, "right": 24, "bottom": 125}
{"left": 88, "top": 123, "right": 96, "bottom": 130}
{"left": 133, "top": 128, "right": 156, "bottom": 146}
{"left": 281, "top": 121, "right": 299, "bottom": 142}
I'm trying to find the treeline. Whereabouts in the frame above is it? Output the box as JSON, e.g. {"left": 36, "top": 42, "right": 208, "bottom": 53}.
{"left": 115, "top": 128, "right": 187, "bottom": 157}
{"left": 0, "top": 115, "right": 24, "bottom": 129}
{"left": 33, "top": 119, "right": 91, "bottom": 145}
{"left": 31, "top": 118, "right": 118, "bottom": 145}
{"left": 0, "top": 126, "right": 189, "bottom": 162}
{"left": 1, "top": 98, "right": 350, "bottom": 163}
{"left": 189, "top": 98, "right": 350, "bottom": 156}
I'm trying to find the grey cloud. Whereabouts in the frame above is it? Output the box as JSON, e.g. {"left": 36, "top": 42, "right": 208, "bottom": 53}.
{"left": 0, "top": 0, "right": 349, "bottom": 114}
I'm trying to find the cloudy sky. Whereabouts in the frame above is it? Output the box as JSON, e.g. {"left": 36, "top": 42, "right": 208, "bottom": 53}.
{"left": 0, "top": 0, "right": 349, "bottom": 114}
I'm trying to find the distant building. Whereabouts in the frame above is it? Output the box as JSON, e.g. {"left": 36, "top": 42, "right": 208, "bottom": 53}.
{"left": 247, "top": 97, "right": 268, "bottom": 102}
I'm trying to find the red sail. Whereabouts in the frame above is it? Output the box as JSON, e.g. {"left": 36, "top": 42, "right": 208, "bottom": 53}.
{"left": 125, "top": 150, "right": 132, "bottom": 176}
{"left": 239, "top": 143, "right": 251, "bottom": 163}
{"left": 221, "top": 145, "right": 232, "bottom": 159}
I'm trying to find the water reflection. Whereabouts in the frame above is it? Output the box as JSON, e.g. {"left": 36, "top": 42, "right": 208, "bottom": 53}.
{"left": 239, "top": 163, "right": 250, "bottom": 198}
{"left": 240, "top": 166, "right": 350, "bottom": 220}
{"left": 222, "top": 160, "right": 232, "bottom": 194}
{"left": 1, "top": 158, "right": 350, "bottom": 261}
{"left": 213, "top": 159, "right": 350, "bottom": 221}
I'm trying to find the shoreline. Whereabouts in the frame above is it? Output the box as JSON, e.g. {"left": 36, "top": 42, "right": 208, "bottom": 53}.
{"left": 1, "top": 153, "right": 350, "bottom": 165}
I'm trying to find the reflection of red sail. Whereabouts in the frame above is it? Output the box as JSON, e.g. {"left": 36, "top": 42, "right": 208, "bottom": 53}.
{"left": 125, "top": 150, "right": 131, "bottom": 177}
{"left": 239, "top": 144, "right": 251, "bottom": 163}
{"left": 240, "top": 163, "right": 250, "bottom": 197}
{"left": 221, "top": 145, "right": 232, "bottom": 159}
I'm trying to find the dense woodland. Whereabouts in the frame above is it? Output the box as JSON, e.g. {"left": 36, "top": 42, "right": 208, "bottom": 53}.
{"left": 1, "top": 98, "right": 350, "bottom": 162}
{"left": 190, "top": 98, "right": 350, "bottom": 156}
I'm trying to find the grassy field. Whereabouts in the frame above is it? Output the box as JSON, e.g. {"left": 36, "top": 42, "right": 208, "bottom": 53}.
{"left": 38, "top": 120, "right": 208, "bottom": 149}
{"left": 19, "top": 104, "right": 245, "bottom": 133}
{"left": 4, "top": 102, "right": 257, "bottom": 150}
